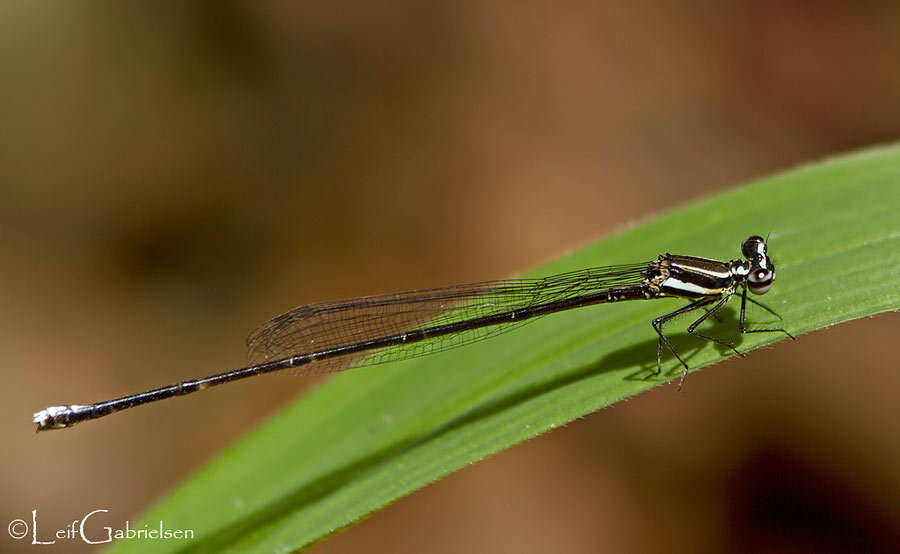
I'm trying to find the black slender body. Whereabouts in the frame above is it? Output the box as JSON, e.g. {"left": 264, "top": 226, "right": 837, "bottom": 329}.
{"left": 34, "top": 236, "right": 793, "bottom": 431}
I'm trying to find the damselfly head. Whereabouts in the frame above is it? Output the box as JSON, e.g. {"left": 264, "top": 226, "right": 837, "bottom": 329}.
{"left": 740, "top": 235, "right": 775, "bottom": 294}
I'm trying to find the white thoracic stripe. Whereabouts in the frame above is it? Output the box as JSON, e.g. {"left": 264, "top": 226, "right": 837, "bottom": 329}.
{"left": 662, "top": 277, "right": 722, "bottom": 296}
{"left": 672, "top": 263, "right": 731, "bottom": 279}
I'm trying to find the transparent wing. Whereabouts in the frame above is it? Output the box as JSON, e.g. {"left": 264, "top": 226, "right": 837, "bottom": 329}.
{"left": 246, "top": 263, "right": 649, "bottom": 374}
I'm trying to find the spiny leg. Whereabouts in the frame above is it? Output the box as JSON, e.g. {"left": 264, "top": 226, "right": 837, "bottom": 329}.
{"left": 744, "top": 295, "right": 783, "bottom": 320}
{"left": 681, "top": 292, "right": 745, "bottom": 391}
{"left": 739, "top": 286, "right": 796, "bottom": 339}
{"left": 686, "top": 292, "right": 743, "bottom": 358}
{"left": 652, "top": 297, "right": 716, "bottom": 379}
{"left": 702, "top": 305, "right": 724, "bottom": 323}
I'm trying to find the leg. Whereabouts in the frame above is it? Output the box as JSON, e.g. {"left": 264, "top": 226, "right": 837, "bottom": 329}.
{"left": 739, "top": 286, "right": 796, "bottom": 339}
{"left": 677, "top": 292, "right": 744, "bottom": 391}
{"left": 652, "top": 297, "right": 715, "bottom": 378}
{"left": 702, "top": 305, "right": 724, "bottom": 323}
{"left": 687, "top": 292, "right": 743, "bottom": 358}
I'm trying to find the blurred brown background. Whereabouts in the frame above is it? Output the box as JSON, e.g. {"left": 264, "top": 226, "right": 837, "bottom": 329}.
{"left": 2, "top": 2, "right": 899, "bottom": 553}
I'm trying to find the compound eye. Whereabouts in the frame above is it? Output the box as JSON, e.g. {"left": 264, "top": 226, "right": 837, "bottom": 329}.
{"left": 742, "top": 235, "right": 767, "bottom": 259}
{"left": 748, "top": 268, "right": 774, "bottom": 295}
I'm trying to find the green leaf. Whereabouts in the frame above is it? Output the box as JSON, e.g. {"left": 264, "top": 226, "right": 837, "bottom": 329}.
{"left": 110, "top": 145, "right": 900, "bottom": 553}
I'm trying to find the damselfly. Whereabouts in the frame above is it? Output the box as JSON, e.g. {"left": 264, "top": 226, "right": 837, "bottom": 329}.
{"left": 34, "top": 235, "right": 793, "bottom": 431}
